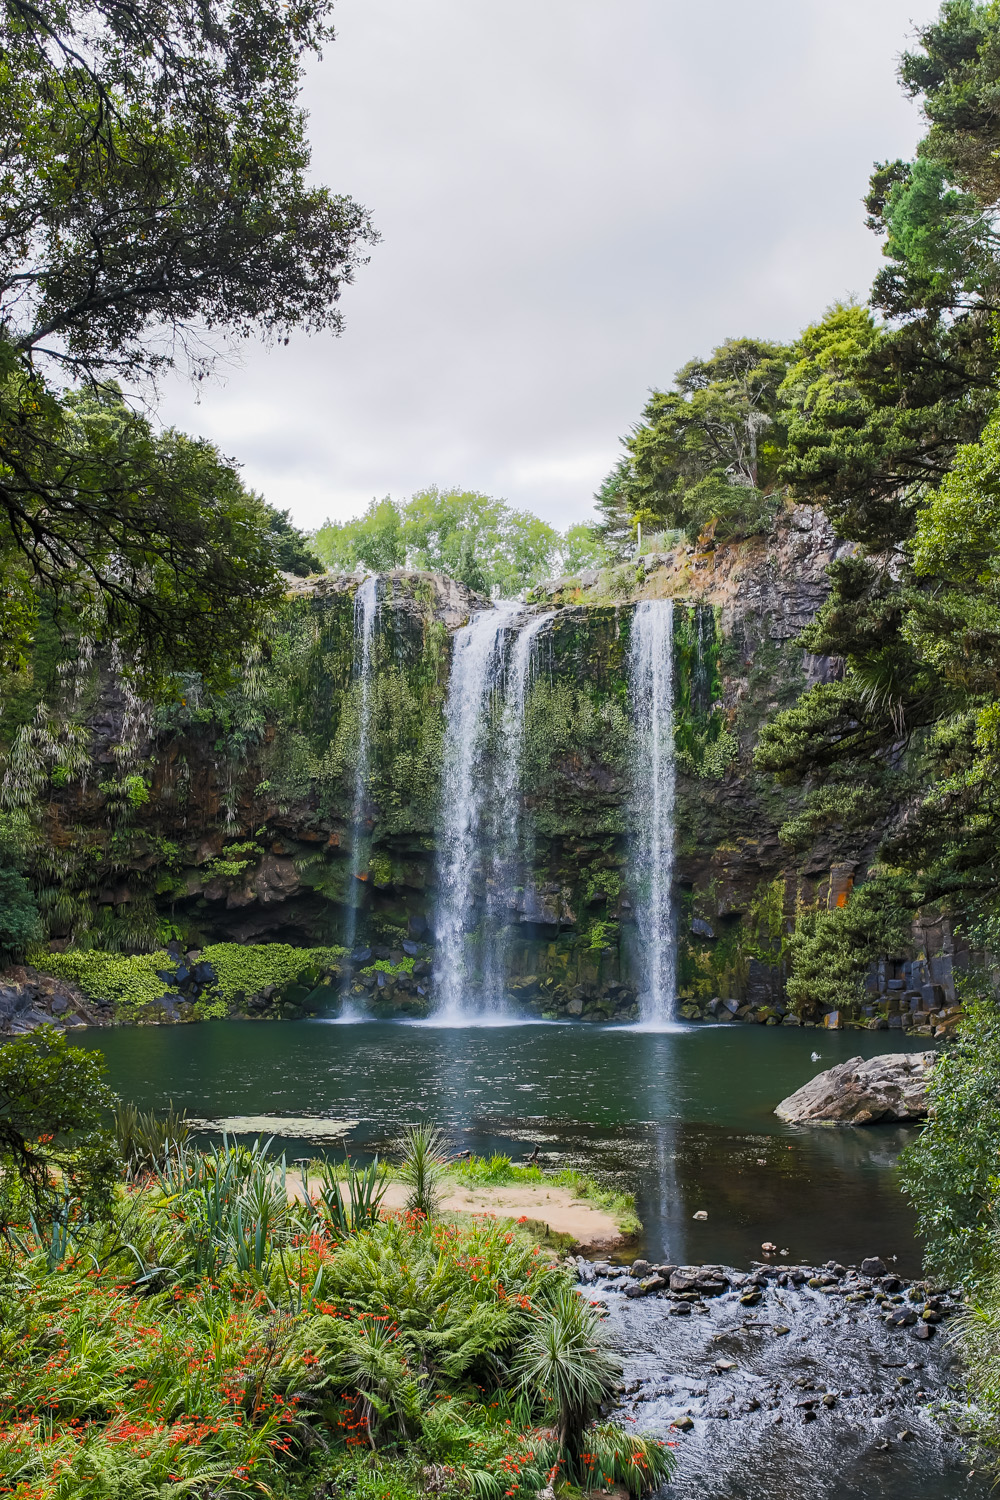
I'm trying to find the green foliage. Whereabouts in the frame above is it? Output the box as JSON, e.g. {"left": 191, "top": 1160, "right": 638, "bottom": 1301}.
{"left": 513, "top": 1287, "right": 622, "bottom": 1475}
{"left": 784, "top": 880, "right": 912, "bottom": 1016}
{"left": 315, "top": 497, "right": 409, "bottom": 573}
{"left": 559, "top": 523, "right": 611, "bottom": 573}
{"left": 522, "top": 679, "right": 630, "bottom": 836}
{"left": 114, "top": 1101, "right": 191, "bottom": 1178}
{"left": 0, "top": 813, "right": 41, "bottom": 958}
{"left": 36, "top": 949, "right": 171, "bottom": 1018}
{"left": 299, "top": 1156, "right": 389, "bottom": 1238}
{"left": 0, "top": 379, "right": 287, "bottom": 687}
{"left": 361, "top": 957, "right": 416, "bottom": 975}
{"left": 450, "top": 1153, "right": 544, "bottom": 1187}
{"left": 899, "top": 989, "right": 1000, "bottom": 1287}
{"left": 203, "top": 939, "right": 341, "bottom": 1002}
{"left": 0, "top": 0, "right": 374, "bottom": 679}
{"left": 0, "top": 1131, "right": 667, "bottom": 1499}
{"left": 316, "top": 488, "right": 561, "bottom": 597}
{"left": 0, "top": 1028, "right": 119, "bottom": 1236}
{"left": 396, "top": 1123, "right": 449, "bottom": 1218}
{"left": 264, "top": 506, "right": 324, "bottom": 577}
{"left": 597, "top": 338, "right": 792, "bottom": 546}
{"left": 35, "top": 942, "right": 345, "bottom": 1018}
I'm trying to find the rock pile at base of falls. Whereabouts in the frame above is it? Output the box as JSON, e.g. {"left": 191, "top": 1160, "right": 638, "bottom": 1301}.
{"left": 774, "top": 1053, "right": 935, "bottom": 1125}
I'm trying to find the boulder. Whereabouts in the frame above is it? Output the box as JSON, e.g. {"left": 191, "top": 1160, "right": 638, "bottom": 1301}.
{"left": 775, "top": 1052, "right": 935, "bottom": 1125}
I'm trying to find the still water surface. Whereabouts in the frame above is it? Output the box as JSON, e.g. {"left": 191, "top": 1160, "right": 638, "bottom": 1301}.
{"left": 79, "top": 1019, "right": 929, "bottom": 1272}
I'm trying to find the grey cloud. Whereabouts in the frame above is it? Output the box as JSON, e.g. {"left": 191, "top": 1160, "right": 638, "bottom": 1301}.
{"left": 157, "top": 0, "right": 933, "bottom": 531}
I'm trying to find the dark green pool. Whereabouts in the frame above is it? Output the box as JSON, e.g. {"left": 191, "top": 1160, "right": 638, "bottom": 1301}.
{"left": 78, "top": 1018, "right": 931, "bottom": 1273}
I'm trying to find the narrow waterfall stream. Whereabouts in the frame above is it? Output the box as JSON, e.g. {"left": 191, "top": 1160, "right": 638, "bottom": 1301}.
{"left": 342, "top": 574, "right": 379, "bottom": 966}
{"left": 434, "top": 601, "right": 524, "bottom": 1019}
{"left": 628, "top": 599, "right": 678, "bottom": 1025}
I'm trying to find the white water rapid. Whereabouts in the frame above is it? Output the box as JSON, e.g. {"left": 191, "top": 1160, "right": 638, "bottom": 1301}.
{"left": 342, "top": 574, "right": 379, "bottom": 964}
{"left": 627, "top": 599, "right": 678, "bottom": 1026}
{"left": 434, "top": 602, "right": 551, "bottom": 1020}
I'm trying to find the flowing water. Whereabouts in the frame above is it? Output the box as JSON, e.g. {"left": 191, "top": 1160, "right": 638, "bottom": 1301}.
{"left": 628, "top": 600, "right": 678, "bottom": 1025}
{"left": 435, "top": 602, "right": 556, "bottom": 1019}
{"left": 342, "top": 574, "right": 379, "bottom": 964}
{"left": 482, "top": 611, "right": 555, "bottom": 1005}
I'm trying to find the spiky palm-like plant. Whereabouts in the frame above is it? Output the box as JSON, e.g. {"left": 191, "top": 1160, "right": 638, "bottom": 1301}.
{"left": 397, "top": 1122, "right": 449, "bottom": 1218}
{"left": 514, "top": 1288, "right": 623, "bottom": 1478}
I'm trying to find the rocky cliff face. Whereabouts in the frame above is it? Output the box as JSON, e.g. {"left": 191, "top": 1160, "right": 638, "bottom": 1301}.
{"left": 3, "top": 506, "right": 869, "bottom": 1021}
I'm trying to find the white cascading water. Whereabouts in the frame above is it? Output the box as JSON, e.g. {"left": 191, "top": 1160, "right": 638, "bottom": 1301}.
{"left": 434, "top": 601, "right": 525, "bottom": 1018}
{"left": 342, "top": 574, "right": 379, "bottom": 963}
{"left": 481, "top": 610, "right": 555, "bottom": 1007}
{"left": 627, "top": 599, "right": 678, "bottom": 1025}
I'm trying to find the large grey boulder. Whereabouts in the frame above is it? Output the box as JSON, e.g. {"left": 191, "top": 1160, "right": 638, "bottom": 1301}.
{"left": 775, "top": 1052, "right": 935, "bottom": 1125}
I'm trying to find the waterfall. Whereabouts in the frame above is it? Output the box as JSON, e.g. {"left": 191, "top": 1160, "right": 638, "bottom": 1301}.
{"left": 481, "top": 611, "right": 555, "bottom": 1007}
{"left": 435, "top": 601, "right": 551, "bottom": 1020}
{"left": 628, "top": 599, "right": 678, "bottom": 1025}
{"left": 343, "top": 574, "right": 379, "bottom": 960}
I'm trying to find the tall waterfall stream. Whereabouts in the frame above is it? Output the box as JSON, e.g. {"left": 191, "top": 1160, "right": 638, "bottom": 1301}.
{"left": 342, "top": 574, "right": 379, "bottom": 969}
{"left": 627, "top": 599, "right": 678, "bottom": 1026}
{"left": 434, "top": 603, "right": 552, "bottom": 1019}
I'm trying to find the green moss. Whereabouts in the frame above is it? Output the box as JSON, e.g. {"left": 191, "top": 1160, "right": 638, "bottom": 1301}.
{"left": 34, "top": 941, "right": 346, "bottom": 1019}
{"left": 360, "top": 956, "right": 415, "bottom": 975}
{"left": 36, "top": 948, "right": 170, "bottom": 1017}
{"left": 203, "top": 942, "right": 346, "bottom": 1003}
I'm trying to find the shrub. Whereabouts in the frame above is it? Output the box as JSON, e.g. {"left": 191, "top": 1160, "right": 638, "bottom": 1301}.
{"left": 396, "top": 1122, "right": 449, "bottom": 1218}
{"left": 0, "top": 1137, "right": 672, "bottom": 1499}
{"left": 899, "top": 989, "right": 1000, "bottom": 1287}
{"left": 0, "top": 1028, "right": 119, "bottom": 1236}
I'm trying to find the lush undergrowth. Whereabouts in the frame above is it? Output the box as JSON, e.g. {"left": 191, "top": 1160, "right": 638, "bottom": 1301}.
{"left": 33, "top": 944, "right": 346, "bottom": 1019}
{"left": 0, "top": 1132, "right": 670, "bottom": 1500}
{"left": 448, "top": 1156, "right": 641, "bottom": 1237}
{"left": 901, "top": 991, "right": 1000, "bottom": 1471}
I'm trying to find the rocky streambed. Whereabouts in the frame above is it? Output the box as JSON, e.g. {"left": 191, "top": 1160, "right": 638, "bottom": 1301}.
{"left": 570, "top": 1255, "right": 986, "bottom": 1499}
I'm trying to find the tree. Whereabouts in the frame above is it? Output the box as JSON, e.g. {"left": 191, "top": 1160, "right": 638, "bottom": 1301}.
{"left": 0, "top": 1028, "right": 120, "bottom": 1237}
{"left": 261, "top": 507, "right": 323, "bottom": 578}
{"left": 314, "top": 497, "right": 407, "bottom": 575}
{"left": 596, "top": 338, "right": 791, "bottom": 546}
{"left": 515, "top": 1289, "right": 622, "bottom": 1478}
{"left": 403, "top": 487, "right": 559, "bottom": 596}
{"left": 756, "top": 1, "right": 1000, "bottom": 988}
{"left": 0, "top": 0, "right": 376, "bottom": 678}
{"left": 559, "top": 523, "right": 610, "bottom": 574}
{"left": 315, "top": 488, "right": 561, "bottom": 596}
{"left": 1, "top": 381, "right": 286, "bottom": 682}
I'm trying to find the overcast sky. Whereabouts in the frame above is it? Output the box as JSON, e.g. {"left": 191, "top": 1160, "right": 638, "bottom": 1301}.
{"left": 159, "top": 0, "right": 936, "bottom": 534}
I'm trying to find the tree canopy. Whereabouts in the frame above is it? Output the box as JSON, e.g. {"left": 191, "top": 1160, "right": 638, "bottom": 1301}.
{"left": 315, "top": 488, "right": 572, "bottom": 597}
{"left": 0, "top": 0, "right": 374, "bottom": 684}
{"left": 755, "top": 0, "right": 1000, "bottom": 970}
{"left": 595, "top": 338, "right": 792, "bottom": 549}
